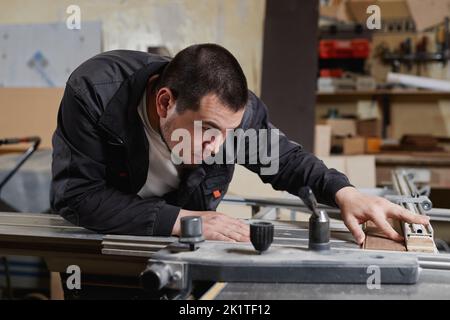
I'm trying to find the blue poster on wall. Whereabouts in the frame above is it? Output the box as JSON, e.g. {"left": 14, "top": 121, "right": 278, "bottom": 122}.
{"left": 0, "top": 21, "right": 102, "bottom": 87}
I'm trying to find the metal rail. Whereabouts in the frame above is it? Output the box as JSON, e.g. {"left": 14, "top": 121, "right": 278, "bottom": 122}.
{"left": 222, "top": 193, "right": 450, "bottom": 223}
{"left": 390, "top": 170, "right": 435, "bottom": 252}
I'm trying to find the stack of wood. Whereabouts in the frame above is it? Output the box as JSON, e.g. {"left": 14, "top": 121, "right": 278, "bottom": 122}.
{"left": 382, "top": 134, "right": 443, "bottom": 152}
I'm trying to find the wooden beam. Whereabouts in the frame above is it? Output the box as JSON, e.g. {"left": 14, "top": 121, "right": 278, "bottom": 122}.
{"left": 363, "top": 219, "right": 407, "bottom": 251}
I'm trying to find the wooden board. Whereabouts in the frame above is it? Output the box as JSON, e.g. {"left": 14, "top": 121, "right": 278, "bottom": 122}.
{"left": 363, "top": 219, "right": 407, "bottom": 251}
{"left": 314, "top": 125, "right": 331, "bottom": 157}
{"left": 364, "top": 218, "right": 436, "bottom": 253}
{"left": 320, "top": 155, "right": 376, "bottom": 188}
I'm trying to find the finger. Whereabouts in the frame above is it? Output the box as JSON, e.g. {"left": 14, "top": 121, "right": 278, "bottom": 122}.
{"left": 226, "top": 230, "right": 250, "bottom": 242}
{"left": 372, "top": 214, "right": 404, "bottom": 242}
{"left": 206, "top": 215, "right": 249, "bottom": 238}
{"left": 226, "top": 222, "right": 250, "bottom": 238}
{"left": 231, "top": 221, "right": 250, "bottom": 235}
{"left": 233, "top": 227, "right": 250, "bottom": 240}
{"left": 344, "top": 216, "right": 366, "bottom": 245}
{"left": 224, "top": 218, "right": 249, "bottom": 234}
{"left": 212, "top": 215, "right": 250, "bottom": 239}
{"left": 389, "top": 206, "right": 430, "bottom": 225}
{"left": 208, "top": 232, "right": 236, "bottom": 242}
{"left": 228, "top": 217, "right": 249, "bottom": 227}
{"left": 217, "top": 214, "right": 245, "bottom": 226}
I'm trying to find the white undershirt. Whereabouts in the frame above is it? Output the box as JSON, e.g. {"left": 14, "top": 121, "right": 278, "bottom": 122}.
{"left": 137, "top": 90, "right": 180, "bottom": 198}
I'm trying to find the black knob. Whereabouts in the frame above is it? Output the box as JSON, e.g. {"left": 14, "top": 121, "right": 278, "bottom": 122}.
{"left": 140, "top": 262, "right": 173, "bottom": 291}
{"left": 179, "top": 216, "right": 204, "bottom": 250}
{"left": 250, "top": 222, "right": 274, "bottom": 254}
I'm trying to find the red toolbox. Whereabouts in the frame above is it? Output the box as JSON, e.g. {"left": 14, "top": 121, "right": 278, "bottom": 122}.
{"left": 319, "top": 68, "right": 344, "bottom": 78}
{"left": 319, "top": 39, "right": 370, "bottom": 59}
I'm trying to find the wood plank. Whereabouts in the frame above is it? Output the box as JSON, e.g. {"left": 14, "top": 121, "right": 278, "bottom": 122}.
{"left": 200, "top": 282, "right": 228, "bottom": 300}
{"left": 364, "top": 218, "right": 437, "bottom": 253}
{"left": 50, "top": 272, "right": 64, "bottom": 300}
{"left": 363, "top": 219, "right": 407, "bottom": 251}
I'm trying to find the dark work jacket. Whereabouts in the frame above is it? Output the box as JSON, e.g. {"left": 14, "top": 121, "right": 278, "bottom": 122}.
{"left": 50, "top": 50, "right": 352, "bottom": 236}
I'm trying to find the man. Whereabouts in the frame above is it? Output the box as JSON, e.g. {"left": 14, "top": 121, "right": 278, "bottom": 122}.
{"left": 51, "top": 44, "right": 429, "bottom": 245}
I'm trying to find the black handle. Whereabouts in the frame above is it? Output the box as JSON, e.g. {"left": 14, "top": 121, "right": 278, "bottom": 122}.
{"left": 0, "top": 136, "right": 41, "bottom": 146}
{"left": 298, "top": 187, "right": 331, "bottom": 251}
{"left": 298, "top": 186, "right": 318, "bottom": 215}
{"left": 0, "top": 136, "right": 41, "bottom": 193}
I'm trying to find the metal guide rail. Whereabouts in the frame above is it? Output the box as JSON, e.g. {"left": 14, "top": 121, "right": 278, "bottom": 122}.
{"left": 389, "top": 170, "right": 436, "bottom": 252}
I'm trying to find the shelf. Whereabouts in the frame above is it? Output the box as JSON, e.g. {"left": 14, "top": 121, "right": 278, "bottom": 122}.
{"left": 375, "top": 151, "right": 450, "bottom": 166}
{"left": 317, "top": 90, "right": 450, "bottom": 103}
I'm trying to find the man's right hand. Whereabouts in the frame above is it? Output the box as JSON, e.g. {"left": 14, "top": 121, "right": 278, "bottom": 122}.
{"left": 172, "top": 209, "right": 250, "bottom": 242}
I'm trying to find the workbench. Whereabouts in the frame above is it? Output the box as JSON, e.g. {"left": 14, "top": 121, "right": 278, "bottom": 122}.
{"left": 1, "top": 211, "right": 450, "bottom": 300}
{"left": 206, "top": 270, "right": 450, "bottom": 299}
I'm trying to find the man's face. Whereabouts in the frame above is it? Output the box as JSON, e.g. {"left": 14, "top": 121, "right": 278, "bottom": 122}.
{"left": 158, "top": 91, "right": 245, "bottom": 164}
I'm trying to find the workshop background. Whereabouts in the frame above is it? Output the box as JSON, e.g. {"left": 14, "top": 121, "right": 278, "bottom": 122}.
{"left": 1, "top": 0, "right": 450, "bottom": 299}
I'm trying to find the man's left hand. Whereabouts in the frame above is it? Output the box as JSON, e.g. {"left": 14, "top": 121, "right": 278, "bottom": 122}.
{"left": 335, "top": 186, "right": 430, "bottom": 245}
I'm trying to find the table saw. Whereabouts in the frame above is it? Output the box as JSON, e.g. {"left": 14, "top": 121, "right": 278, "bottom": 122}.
{"left": 0, "top": 210, "right": 449, "bottom": 299}
{"left": 1, "top": 170, "right": 450, "bottom": 299}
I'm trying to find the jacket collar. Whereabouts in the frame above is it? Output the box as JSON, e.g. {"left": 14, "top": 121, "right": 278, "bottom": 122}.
{"left": 98, "top": 59, "right": 169, "bottom": 141}
{"left": 97, "top": 57, "right": 169, "bottom": 192}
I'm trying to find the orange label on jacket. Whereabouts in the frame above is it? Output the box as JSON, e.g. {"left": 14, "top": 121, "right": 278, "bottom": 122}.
{"left": 213, "top": 190, "right": 221, "bottom": 199}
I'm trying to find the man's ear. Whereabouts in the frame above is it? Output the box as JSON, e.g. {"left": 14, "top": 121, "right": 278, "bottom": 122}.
{"left": 155, "top": 87, "right": 175, "bottom": 118}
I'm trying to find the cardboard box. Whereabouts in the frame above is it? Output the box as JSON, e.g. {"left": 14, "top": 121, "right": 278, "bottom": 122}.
{"left": 346, "top": 155, "right": 376, "bottom": 188}
{"left": 332, "top": 136, "right": 366, "bottom": 155}
{"left": 366, "top": 137, "right": 382, "bottom": 153}
{"left": 320, "top": 155, "right": 376, "bottom": 188}
{"left": 314, "top": 125, "right": 332, "bottom": 157}
{"left": 320, "top": 118, "right": 357, "bottom": 137}
{"left": 0, "top": 88, "right": 63, "bottom": 149}
{"left": 357, "top": 119, "right": 381, "bottom": 138}
{"left": 319, "top": 0, "right": 349, "bottom": 22}
{"left": 407, "top": 0, "right": 450, "bottom": 31}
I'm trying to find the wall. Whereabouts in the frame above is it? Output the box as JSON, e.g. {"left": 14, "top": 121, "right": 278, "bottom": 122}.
{"left": 0, "top": 0, "right": 265, "bottom": 94}
{"left": 0, "top": 88, "right": 63, "bottom": 149}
